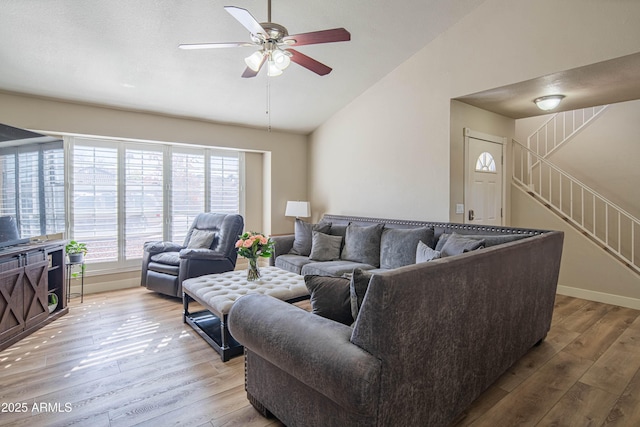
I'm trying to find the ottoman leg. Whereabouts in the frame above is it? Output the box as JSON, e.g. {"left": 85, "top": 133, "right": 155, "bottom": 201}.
{"left": 221, "top": 314, "right": 231, "bottom": 361}
{"left": 183, "top": 292, "right": 191, "bottom": 323}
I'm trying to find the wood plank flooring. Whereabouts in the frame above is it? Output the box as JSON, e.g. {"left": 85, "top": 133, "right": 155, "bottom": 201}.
{"left": 1, "top": 288, "right": 639, "bottom": 427}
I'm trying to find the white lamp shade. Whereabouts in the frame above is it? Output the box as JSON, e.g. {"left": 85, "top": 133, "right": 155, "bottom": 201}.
{"left": 245, "top": 51, "right": 265, "bottom": 72}
{"left": 267, "top": 61, "right": 283, "bottom": 77}
{"left": 285, "top": 201, "right": 311, "bottom": 218}
{"left": 271, "top": 50, "right": 291, "bottom": 70}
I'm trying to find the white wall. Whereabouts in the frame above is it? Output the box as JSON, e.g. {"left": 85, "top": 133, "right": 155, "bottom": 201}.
{"left": 310, "top": 0, "right": 640, "bottom": 222}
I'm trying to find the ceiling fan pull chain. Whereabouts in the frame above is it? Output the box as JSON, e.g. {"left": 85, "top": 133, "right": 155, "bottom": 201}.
{"left": 266, "top": 75, "right": 271, "bottom": 132}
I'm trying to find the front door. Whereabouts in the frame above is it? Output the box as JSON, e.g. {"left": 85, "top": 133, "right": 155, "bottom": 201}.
{"left": 464, "top": 130, "right": 504, "bottom": 226}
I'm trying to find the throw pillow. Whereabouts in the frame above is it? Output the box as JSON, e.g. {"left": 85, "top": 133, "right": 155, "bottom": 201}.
{"left": 436, "top": 232, "right": 529, "bottom": 250}
{"left": 290, "top": 219, "right": 331, "bottom": 256}
{"left": 415, "top": 240, "right": 441, "bottom": 263}
{"left": 380, "top": 226, "right": 435, "bottom": 269}
{"left": 435, "top": 233, "right": 451, "bottom": 252}
{"left": 341, "top": 223, "right": 384, "bottom": 267}
{"left": 440, "top": 233, "right": 485, "bottom": 257}
{"left": 309, "top": 231, "right": 343, "bottom": 261}
{"left": 349, "top": 268, "right": 374, "bottom": 320}
{"left": 187, "top": 228, "right": 216, "bottom": 249}
{"left": 304, "top": 275, "right": 353, "bottom": 325}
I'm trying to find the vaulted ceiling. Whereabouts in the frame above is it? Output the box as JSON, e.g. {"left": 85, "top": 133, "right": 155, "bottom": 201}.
{"left": 0, "top": 0, "right": 485, "bottom": 134}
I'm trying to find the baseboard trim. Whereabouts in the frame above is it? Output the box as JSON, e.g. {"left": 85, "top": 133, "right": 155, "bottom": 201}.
{"left": 69, "top": 277, "right": 139, "bottom": 296}
{"left": 557, "top": 285, "right": 640, "bottom": 310}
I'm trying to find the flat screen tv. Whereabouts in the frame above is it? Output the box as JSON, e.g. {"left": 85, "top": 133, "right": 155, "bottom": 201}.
{"left": 0, "top": 123, "right": 65, "bottom": 249}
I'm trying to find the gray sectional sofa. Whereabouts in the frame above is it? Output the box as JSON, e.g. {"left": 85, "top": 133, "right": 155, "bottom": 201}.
{"left": 229, "top": 214, "right": 564, "bottom": 427}
{"left": 270, "top": 214, "right": 545, "bottom": 277}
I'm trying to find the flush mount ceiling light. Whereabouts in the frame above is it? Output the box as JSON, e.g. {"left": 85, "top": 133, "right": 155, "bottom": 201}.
{"left": 534, "top": 95, "right": 565, "bottom": 111}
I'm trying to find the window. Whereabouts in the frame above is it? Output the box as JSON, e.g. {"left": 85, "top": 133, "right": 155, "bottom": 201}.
{"left": 0, "top": 140, "right": 65, "bottom": 238}
{"left": 171, "top": 149, "right": 205, "bottom": 243}
{"left": 67, "top": 137, "right": 242, "bottom": 271}
{"left": 475, "top": 152, "right": 497, "bottom": 173}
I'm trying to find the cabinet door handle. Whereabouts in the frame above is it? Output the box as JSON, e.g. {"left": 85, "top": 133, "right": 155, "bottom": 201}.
{"left": 468, "top": 209, "right": 475, "bottom": 221}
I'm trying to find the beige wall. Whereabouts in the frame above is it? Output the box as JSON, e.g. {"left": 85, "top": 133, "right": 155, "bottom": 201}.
{"left": 0, "top": 91, "right": 308, "bottom": 235}
{"left": 512, "top": 185, "right": 640, "bottom": 309}
{"left": 512, "top": 101, "right": 640, "bottom": 307}
{"left": 519, "top": 100, "right": 640, "bottom": 218}
{"left": 310, "top": 0, "right": 640, "bottom": 222}
{"left": 0, "top": 91, "right": 308, "bottom": 292}
{"left": 309, "top": 0, "right": 640, "bottom": 302}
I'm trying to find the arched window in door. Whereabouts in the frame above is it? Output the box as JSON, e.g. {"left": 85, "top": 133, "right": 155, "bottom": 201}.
{"left": 475, "top": 152, "right": 496, "bottom": 173}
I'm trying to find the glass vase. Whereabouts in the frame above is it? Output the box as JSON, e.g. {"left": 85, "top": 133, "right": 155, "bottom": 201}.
{"left": 247, "top": 257, "right": 261, "bottom": 282}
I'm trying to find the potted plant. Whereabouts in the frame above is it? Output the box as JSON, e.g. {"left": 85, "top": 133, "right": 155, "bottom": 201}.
{"left": 66, "top": 240, "right": 87, "bottom": 263}
{"left": 48, "top": 292, "right": 58, "bottom": 313}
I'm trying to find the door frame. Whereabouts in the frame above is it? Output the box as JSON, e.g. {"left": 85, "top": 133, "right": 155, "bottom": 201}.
{"left": 463, "top": 128, "right": 506, "bottom": 225}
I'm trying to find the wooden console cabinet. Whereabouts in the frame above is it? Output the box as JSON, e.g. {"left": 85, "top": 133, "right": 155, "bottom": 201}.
{"left": 0, "top": 240, "right": 67, "bottom": 351}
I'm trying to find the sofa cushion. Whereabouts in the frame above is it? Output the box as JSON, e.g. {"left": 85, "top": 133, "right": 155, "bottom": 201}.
{"left": 436, "top": 232, "right": 530, "bottom": 251}
{"left": 290, "top": 219, "right": 332, "bottom": 256}
{"left": 440, "top": 233, "right": 485, "bottom": 257}
{"left": 380, "top": 226, "right": 434, "bottom": 269}
{"left": 341, "top": 223, "right": 384, "bottom": 267}
{"left": 434, "top": 233, "right": 449, "bottom": 251}
{"left": 310, "top": 231, "right": 343, "bottom": 261}
{"left": 304, "top": 275, "right": 353, "bottom": 326}
{"left": 275, "top": 254, "right": 314, "bottom": 275}
{"left": 150, "top": 251, "right": 181, "bottom": 266}
{"left": 416, "top": 240, "right": 441, "bottom": 263}
{"left": 329, "top": 224, "right": 348, "bottom": 238}
{"left": 350, "top": 268, "right": 374, "bottom": 320}
{"left": 187, "top": 228, "right": 217, "bottom": 249}
{"left": 301, "top": 261, "right": 376, "bottom": 277}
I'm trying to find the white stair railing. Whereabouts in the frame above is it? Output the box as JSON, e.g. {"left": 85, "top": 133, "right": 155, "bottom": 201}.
{"left": 512, "top": 139, "right": 639, "bottom": 275}
{"left": 528, "top": 105, "right": 608, "bottom": 158}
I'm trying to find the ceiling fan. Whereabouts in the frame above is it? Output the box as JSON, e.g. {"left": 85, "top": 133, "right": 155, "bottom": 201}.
{"left": 179, "top": 0, "right": 351, "bottom": 78}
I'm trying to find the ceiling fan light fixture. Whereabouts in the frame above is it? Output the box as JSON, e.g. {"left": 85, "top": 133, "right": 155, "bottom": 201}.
{"left": 267, "top": 61, "right": 283, "bottom": 77}
{"left": 534, "top": 94, "right": 565, "bottom": 111}
{"left": 244, "top": 51, "right": 265, "bottom": 71}
{"left": 271, "top": 49, "right": 291, "bottom": 70}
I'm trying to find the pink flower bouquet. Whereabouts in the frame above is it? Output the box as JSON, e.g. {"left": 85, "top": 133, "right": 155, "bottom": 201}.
{"left": 235, "top": 232, "right": 275, "bottom": 260}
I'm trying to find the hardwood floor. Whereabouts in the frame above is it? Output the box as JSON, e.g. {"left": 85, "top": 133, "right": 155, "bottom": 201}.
{"left": 1, "top": 288, "right": 639, "bottom": 427}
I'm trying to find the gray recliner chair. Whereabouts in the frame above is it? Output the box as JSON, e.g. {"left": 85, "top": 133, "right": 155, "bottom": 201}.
{"left": 141, "top": 212, "right": 244, "bottom": 297}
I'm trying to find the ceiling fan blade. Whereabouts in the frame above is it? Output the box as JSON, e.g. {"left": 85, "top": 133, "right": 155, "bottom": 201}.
{"left": 224, "top": 6, "right": 268, "bottom": 38}
{"left": 287, "top": 49, "right": 332, "bottom": 76}
{"left": 283, "top": 28, "right": 350, "bottom": 46}
{"left": 241, "top": 54, "right": 267, "bottom": 78}
{"left": 179, "top": 42, "right": 254, "bottom": 50}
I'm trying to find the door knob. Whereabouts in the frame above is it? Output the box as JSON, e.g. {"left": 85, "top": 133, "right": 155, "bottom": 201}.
{"left": 468, "top": 209, "right": 475, "bottom": 221}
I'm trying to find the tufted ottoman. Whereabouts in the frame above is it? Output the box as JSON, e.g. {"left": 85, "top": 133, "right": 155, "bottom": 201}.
{"left": 182, "top": 266, "right": 309, "bottom": 361}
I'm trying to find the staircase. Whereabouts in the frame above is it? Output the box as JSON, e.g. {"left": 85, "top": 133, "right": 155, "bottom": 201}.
{"left": 527, "top": 105, "right": 608, "bottom": 158}
{"left": 513, "top": 106, "right": 639, "bottom": 276}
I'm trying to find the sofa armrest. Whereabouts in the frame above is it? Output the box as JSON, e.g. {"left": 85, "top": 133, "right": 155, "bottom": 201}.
{"left": 269, "top": 234, "right": 295, "bottom": 266}
{"left": 229, "top": 294, "right": 381, "bottom": 414}
{"left": 143, "top": 240, "right": 184, "bottom": 254}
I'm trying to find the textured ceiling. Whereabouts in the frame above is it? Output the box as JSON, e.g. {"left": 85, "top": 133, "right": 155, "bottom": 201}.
{"left": 456, "top": 52, "right": 640, "bottom": 119}
{"left": 0, "top": 0, "right": 485, "bottom": 134}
